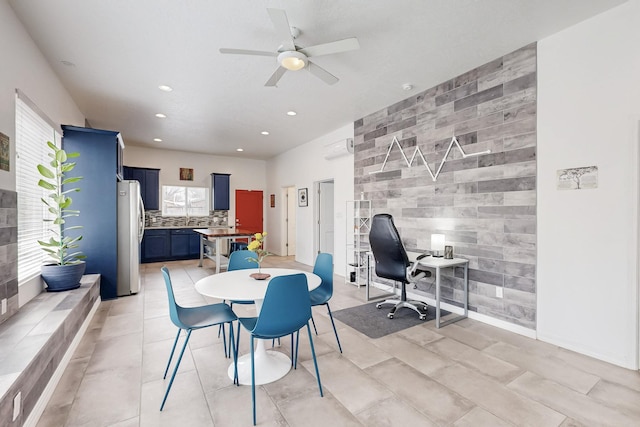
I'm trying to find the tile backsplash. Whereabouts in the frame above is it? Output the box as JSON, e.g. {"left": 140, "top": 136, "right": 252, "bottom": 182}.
{"left": 145, "top": 210, "right": 229, "bottom": 228}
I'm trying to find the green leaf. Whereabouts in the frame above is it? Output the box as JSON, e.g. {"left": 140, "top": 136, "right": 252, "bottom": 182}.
{"left": 62, "top": 177, "right": 82, "bottom": 185}
{"left": 38, "top": 180, "right": 56, "bottom": 190}
{"left": 61, "top": 162, "right": 76, "bottom": 172}
{"left": 56, "top": 149, "right": 67, "bottom": 163}
{"left": 37, "top": 164, "right": 55, "bottom": 179}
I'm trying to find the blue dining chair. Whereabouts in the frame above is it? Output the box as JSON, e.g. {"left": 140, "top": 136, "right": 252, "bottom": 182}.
{"left": 160, "top": 266, "right": 238, "bottom": 411}
{"left": 309, "top": 253, "right": 343, "bottom": 354}
{"left": 218, "top": 250, "right": 258, "bottom": 339}
{"left": 236, "top": 273, "right": 323, "bottom": 425}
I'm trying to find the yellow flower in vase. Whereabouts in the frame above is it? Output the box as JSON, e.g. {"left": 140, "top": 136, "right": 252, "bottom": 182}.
{"left": 247, "top": 232, "right": 271, "bottom": 273}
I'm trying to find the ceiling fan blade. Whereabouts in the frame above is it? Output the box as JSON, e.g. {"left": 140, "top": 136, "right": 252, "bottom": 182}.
{"left": 219, "top": 48, "right": 277, "bottom": 57}
{"left": 265, "top": 66, "right": 288, "bottom": 87}
{"left": 267, "top": 8, "right": 296, "bottom": 51}
{"left": 298, "top": 38, "right": 360, "bottom": 58}
{"left": 307, "top": 61, "right": 339, "bottom": 85}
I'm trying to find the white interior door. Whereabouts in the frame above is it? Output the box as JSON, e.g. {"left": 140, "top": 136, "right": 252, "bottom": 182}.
{"left": 286, "top": 186, "right": 296, "bottom": 256}
{"left": 318, "top": 180, "right": 334, "bottom": 255}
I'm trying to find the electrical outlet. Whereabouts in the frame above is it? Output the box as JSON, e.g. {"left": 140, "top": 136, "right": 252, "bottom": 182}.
{"left": 13, "top": 391, "right": 21, "bottom": 421}
{"left": 1, "top": 298, "right": 6, "bottom": 315}
{"left": 496, "top": 287, "right": 504, "bottom": 298}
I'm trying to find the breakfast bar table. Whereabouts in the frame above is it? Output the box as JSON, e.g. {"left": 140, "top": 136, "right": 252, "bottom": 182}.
{"left": 195, "top": 268, "right": 321, "bottom": 385}
{"left": 193, "top": 228, "right": 257, "bottom": 273}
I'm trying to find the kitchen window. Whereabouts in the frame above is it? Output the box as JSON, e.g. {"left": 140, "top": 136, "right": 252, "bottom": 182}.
{"left": 161, "top": 185, "right": 209, "bottom": 217}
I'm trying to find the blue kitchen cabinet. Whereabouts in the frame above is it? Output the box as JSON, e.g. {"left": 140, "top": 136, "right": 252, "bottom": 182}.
{"left": 189, "top": 232, "right": 201, "bottom": 257}
{"left": 62, "top": 125, "right": 124, "bottom": 300}
{"left": 142, "top": 228, "right": 199, "bottom": 262}
{"left": 123, "top": 166, "right": 160, "bottom": 210}
{"left": 211, "top": 173, "right": 231, "bottom": 210}
{"left": 170, "top": 229, "right": 191, "bottom": 258}
{"left": 142, "top": 229, "right": 170, "bottom": 262}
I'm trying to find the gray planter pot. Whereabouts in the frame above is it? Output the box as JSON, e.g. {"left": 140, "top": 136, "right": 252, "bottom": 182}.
{"left": 41, "top": 262, "right": 86, "bottom": 292}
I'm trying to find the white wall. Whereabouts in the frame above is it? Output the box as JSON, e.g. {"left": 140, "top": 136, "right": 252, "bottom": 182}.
{"left": 0, "top": 2, "right": 84, "bottom": 191}
{"left": 266, "top": 124, "right": 354, "bottom": 275}
{"left": 124, "top": 145, "right": 267, "bottom": 226}
{"left": 0, "top": 3, "right": 84, "bottom": 304}
{"left": 537, "top": 0, "right": 640, "bottom": 369}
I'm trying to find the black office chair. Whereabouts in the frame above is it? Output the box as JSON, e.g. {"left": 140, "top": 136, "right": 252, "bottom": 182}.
{"left": 369, "top": 213, "right": 430, "bottom": 320}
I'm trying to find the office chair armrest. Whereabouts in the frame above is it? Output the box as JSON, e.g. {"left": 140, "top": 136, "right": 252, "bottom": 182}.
{"left": 406, "top": 261, "right": 432, "bottom": 283}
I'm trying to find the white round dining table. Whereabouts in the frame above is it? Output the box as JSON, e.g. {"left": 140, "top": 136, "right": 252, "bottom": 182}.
{"left": 194, "top": 268, "right": 321, "bottom": 385}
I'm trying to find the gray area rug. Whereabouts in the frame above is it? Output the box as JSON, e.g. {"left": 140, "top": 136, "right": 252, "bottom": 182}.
{"left": 333, "top": 301, "right": 450, "bottom": 339}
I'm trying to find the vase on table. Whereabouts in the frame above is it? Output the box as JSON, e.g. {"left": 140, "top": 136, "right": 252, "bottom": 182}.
{"left": 250, "top": 263, "right": 270, "bottom": 280}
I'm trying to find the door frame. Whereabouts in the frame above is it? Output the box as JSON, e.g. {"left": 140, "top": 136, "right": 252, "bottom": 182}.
{"left": 314, "top": 179, "right": 335, "bottom": 256}
{"left": 281, "top": 185, "right": 296, "bottom": 256}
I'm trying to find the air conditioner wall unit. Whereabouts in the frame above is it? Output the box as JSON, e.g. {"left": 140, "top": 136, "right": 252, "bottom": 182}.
{"left": 323, "top": 138, "right": 354, "bottom": 160}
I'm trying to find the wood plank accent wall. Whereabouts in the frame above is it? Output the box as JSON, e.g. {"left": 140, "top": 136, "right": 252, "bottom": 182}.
{"left": 354, "top": 43, "right": 537, "bottom": 329}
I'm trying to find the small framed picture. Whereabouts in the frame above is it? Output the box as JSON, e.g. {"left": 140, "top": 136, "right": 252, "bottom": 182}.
{"left": 180, "top": 168, "right": 194, "bottom": 181}
{"left": 298, "top": 188, "right": 308, "bottom": 207}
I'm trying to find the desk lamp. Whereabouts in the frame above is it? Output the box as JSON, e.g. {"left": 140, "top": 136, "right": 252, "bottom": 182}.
{"left": 431, "top": 234, "right": 445, "bottom": 257}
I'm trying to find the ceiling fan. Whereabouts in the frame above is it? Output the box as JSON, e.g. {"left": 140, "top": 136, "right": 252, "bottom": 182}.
{"left": 219, "top": 8, "right": 360, "bottom": 87}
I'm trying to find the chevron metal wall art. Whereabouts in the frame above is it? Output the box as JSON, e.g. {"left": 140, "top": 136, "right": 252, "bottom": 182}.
{"left": 369, "top": 136, "right": 491, "bottom": 181}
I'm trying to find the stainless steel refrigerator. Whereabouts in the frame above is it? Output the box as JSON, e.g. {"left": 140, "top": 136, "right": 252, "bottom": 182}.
{"left": 117, "top": 180, "right": 145, "bottom": 296}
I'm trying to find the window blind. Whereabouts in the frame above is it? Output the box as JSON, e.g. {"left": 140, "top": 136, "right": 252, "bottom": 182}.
{"left": 15, "top": 93, "right": 61, "bottom": 284}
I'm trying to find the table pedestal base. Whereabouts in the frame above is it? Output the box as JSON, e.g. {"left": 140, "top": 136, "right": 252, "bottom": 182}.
{"left": 228, "top": 348, "right": 291, "bottom": 385}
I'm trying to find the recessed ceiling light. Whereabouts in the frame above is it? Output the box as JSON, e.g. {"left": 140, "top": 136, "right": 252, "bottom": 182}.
{"left": 261, "top": 131, "right": 269, "bottom": 135}
{"left": 158, "top": 85, "right": 173, "bottom": 92}
{"left": 236, "top": 148, "right": 244, "bottom": 152}
{"left": 155, "top": 113, "right": 167, "bottom": 118}
{"left": 402, "top": 83, "right": 414, "bottom": 91}
{"left": 153, "top": 138, "right": 162, "bottom": 142}
{"left": 287, "top": 111, "right": 297, "bottom": 116}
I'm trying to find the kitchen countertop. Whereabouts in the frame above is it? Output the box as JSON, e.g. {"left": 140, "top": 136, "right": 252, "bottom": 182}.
{"left": 193, "top": 228, "right": 257, "bottom": 237}
{"left": 145, "top": 226, "right": 230, "bottom": 230}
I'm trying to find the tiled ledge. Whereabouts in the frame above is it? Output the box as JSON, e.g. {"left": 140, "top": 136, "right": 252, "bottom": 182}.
{"left": 0, "top": 275, "right": 100, "bottom": 426}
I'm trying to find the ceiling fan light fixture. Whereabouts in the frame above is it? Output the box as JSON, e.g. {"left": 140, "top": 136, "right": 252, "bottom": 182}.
{"left": 278, "top": 51, "right": 307, "bottom": 71}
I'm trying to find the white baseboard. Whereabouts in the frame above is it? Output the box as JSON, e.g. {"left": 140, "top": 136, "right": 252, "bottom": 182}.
{"left": 369, "top": 281, "right": 537, "bottom": 339}
{"left": 538, "top": 332, "right": 638, "bottom": 370}
{"left": 24, "top": 297, "right": 101, "bottom": 427}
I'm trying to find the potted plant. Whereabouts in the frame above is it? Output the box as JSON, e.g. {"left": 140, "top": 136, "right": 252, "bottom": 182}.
{"left": 247, "top": 232, "right": 271, "bottom": 279}
{"left": 37, "top": 141, "right": 86, "bottom": 291}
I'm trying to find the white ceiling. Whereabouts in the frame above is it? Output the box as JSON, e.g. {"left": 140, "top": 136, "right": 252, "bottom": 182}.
{"left": 8, "top": 0, "right": 626, "bottom": 160}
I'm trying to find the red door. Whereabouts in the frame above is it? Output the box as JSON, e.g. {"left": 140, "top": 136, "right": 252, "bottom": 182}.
{"left": 235, "top": 190, "right": 263, "bottom": 235}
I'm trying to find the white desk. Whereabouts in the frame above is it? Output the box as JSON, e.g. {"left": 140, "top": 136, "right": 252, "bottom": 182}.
{"left": 194, "top": 268, "right": 321, "bottom": 385}
{"left": 193, "top": 228, "right": 257, "bottom": 274}
{"left": 410, "top": 254, "right": 469, "bottom": 328}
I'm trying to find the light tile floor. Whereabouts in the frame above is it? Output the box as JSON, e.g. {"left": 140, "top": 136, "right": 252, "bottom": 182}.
{"left": 37, "top": 256, "right": 640, "bottom": 426}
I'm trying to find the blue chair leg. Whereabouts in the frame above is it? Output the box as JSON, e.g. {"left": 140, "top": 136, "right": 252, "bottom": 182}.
{"left": 221, "top": 321, "right": 228, "bottom": 358}
{"left": 310, "top": 315, "right": 318, "bottom": 335}
{"left": 228, "top": 321, "right": 237, "bottom": 384}
{"left": 161, "top": 329, "right": 193, "bottom": 410}
{"left": 163, "top": 329, "right": 182, "bottom": 379}
{"left": 290, "top": 333, "right": 294, "bottom": 366}
{"left": 235, "top": 321, "right": 242, "bottom": 385}
{"left": 306, "top": 323, "right": 323, "bottom": 397}
{"left": 250, "top": 336, "right": 257, "bottom": 425}
{"left": 326, "top": 303, "right": 343, "bottom": 353}
{"left": 293, "top": 329, "right": 300, "bottom": 369}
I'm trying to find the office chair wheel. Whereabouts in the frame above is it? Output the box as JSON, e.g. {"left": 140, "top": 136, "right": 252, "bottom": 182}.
{"left": 419, "top": 314, "right": 426, "bottom": 320}
{"left": 376, "top": 303, "right": 382, "bottom": 309}
{"left": 387, "top": 313, "right": 394, "bottom": 319}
